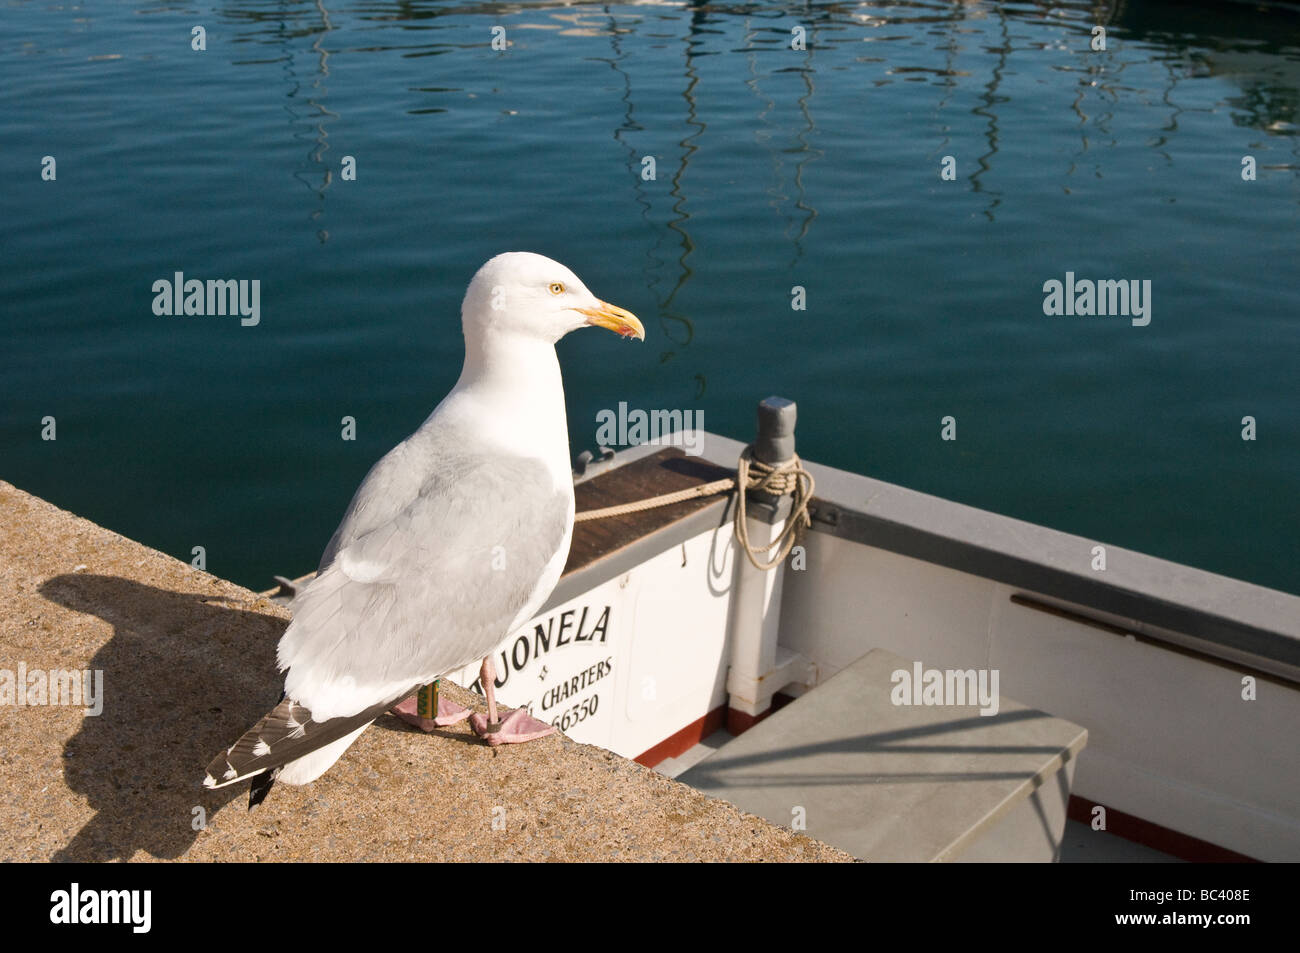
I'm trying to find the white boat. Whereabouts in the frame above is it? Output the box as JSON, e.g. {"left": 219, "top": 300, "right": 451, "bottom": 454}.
{"left": 268, "top": 397, "right": 1299, "bottom": 862}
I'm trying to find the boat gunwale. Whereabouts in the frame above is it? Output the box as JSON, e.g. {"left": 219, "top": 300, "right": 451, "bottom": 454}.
{"left": 551, "top": 431, "right": 1300, "bottom": 678}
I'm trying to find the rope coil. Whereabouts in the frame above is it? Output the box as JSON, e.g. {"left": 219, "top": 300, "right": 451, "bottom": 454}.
{"left": 733, "top": 450, "right": 815, "bottom": 571}
{"left": 574, "top": 447, "right": 815, "bottom": 572}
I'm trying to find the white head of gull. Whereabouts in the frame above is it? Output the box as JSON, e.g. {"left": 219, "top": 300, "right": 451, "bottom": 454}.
{"left": 204, "top": 252, "right": 644, "bottom": 806}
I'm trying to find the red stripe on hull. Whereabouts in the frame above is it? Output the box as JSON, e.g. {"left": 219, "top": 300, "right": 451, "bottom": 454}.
{"left": 1066, "top": 796, "right": 1259, "bottom": 863}
{"left": 634, "top": 706, "right": 727, "bottom": 768}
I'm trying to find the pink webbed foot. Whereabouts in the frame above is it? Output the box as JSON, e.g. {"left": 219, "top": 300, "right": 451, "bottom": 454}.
{"left": 391, "top": 694, "right": 472, "bottom": 732}
{"left": 470, "top": 707, "right": 558, "bottom": 746}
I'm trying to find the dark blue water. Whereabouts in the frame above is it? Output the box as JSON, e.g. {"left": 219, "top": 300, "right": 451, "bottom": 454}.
{"left": 2, "top": 0, "right": 1298, "bottom": 594}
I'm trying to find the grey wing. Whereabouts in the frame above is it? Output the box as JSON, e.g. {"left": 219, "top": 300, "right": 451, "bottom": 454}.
{"left": 278, "top": 451, "right": 571, "bottom": 721}
{"left": 316, "top": 439, "right": 423, "bottom": 575}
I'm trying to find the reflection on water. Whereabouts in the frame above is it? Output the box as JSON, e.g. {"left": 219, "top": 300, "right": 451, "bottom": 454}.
{"left": 1116, "top": 0, "right": 1300, "bottom": 133}
{"left": 969, "top": 3, "right": 1007, "bottom": 219}
{"left": 282, "top": 0, "right": 338, "bottom": 242}
{"left": 3, "top": 0, "right": 1299, "bottom": 592}
{"left": 220, "top": 0, "right": 1300, "bottom": 262}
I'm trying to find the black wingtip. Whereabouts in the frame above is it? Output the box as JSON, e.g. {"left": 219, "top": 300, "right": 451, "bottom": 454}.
{"left": 248, "top": 769, "right": 279, "bottom": 810}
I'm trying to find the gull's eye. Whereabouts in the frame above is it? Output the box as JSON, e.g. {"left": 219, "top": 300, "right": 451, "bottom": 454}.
{"left": 548, "top": 282, "right": 565, "bottom": 295}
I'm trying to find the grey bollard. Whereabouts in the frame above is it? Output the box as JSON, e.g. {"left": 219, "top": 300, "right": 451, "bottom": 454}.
{"left": 749, "top": 397, "right": 797, "bottom": 509}
{"left": 753, "top": 396, "right": 797, "bottom": 466}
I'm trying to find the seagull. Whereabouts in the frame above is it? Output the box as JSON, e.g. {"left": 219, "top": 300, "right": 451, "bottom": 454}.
{"left": 203, "top": 252, "right": 644, "bottom": 807}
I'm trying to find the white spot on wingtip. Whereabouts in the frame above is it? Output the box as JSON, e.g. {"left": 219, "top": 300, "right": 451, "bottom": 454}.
{"left": 252, "top": 738, "right": 271, "bottom": 757}
{"left": 203, "top": 774, "right": 216, "bottom": 788}
{"left": 223, "top": 762, "right": 237, "bottom": 780}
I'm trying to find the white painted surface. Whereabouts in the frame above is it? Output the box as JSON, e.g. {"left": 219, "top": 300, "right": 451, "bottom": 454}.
{"left": 445, "top": 522, "right": 735, "bottom": 759}
{"left": 776, "top": 530, "right": 1300, "bottom": 861}
{"left": 993, "top": 593, "right": 1300, "bottom": 862}
{"left": 726, "top": 513, "right": 807, "bottom": 714}
{"left": 778, "top": 532, "right": 996, "bottom": 678}
{"left": 457, "top": 465, "right": 1299, "bottom": 858}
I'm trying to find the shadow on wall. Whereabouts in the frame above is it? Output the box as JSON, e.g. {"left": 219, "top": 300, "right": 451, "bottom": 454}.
{"left": 38, "top": 574, "right": 286, "bottom": 861}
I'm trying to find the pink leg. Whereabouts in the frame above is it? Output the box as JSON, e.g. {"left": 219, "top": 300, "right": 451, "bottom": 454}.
{"left": 469, "top": 655, "right": 557, "bottom": 746}
{"left": 391, "top": 681, "right": 471, "bottom": 732}
{"left": 481, "top": 656, "right": 500, "bottom": 726}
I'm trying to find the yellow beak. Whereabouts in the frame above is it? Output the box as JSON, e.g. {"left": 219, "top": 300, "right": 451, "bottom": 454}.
{"left": 578, "top": 300, "right": 645, "bottom": 341}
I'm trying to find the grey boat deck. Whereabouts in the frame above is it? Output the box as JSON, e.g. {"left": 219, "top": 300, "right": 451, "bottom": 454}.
{"left": 678, "top": 648, "right": 1089, "bottom": 862}
{"left": 657, "top": 742, "right": 1178, "bottom": 862}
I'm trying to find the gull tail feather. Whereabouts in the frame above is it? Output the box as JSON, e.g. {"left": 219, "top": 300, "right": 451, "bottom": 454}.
{"left": 203, "top": 690, "right": 417, "bottom": 800}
